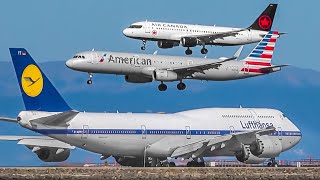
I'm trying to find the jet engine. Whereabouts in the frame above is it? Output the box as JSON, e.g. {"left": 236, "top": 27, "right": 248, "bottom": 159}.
{"left": 181, "top": 37, "right": 198, "bottom": 47}
{"left": 250, "top": 136, "right": 282, "bottom": 158}
{"left": 157, "top": 41, "right": 179, "bottom": 49}
{"left": 125, "top": 75, "right": 153, "bottom": 83}
{"left": 34, "top": 148, "right": 70, "bottom": 162}
{"left": 114, "top": 156, "right": 144, "bottom": 167}
{"left": 235, "top": 145, "right": 267, "bottom": 164}
{"left": 153, "top": 70, "right": 178, "bottom": 81}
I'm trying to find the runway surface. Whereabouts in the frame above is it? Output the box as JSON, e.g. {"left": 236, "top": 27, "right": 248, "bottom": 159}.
{"left": 0, "top": 167, "right": 318, "bottom": 180}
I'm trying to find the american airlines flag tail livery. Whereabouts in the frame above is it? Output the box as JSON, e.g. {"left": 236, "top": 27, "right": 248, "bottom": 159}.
{"left": 123, "top": 4, "right": 278, "bottom": 55}
{"left": 0, "top": 48, "right": 301, "bottom": 167}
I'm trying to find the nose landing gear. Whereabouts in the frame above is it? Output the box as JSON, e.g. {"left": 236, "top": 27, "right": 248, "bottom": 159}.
{"left": 87, "top": 73, "right": 93, "bottom": 85}
{"left": 141, "top": 40, "right": 146, "bottom": 50}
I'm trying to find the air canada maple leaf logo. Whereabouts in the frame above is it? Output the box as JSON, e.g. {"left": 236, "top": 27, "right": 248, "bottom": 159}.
{"left": 258, "top": 15, "right": 272, "bottom": 30}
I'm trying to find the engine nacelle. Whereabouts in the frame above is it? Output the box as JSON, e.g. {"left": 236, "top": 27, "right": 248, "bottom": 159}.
{"left": 114, "top": 156, "right": 144, "bottom": 167}
{"left": 157, "top": 41, "right": 178, "bottom": 49}
{"left": 125, "top": 75, "right": 152, "bottom": 83}
{"left": 250, "top": 136, "right": 282, "bottom": 158}
{"left": 153, "top": 70, "right": 178, "bottom": 81}
{"left": 35, "top": 148, "right": 70, "bottom": 162}
{"left": 181, "top": 37, "right": 198, "bottom": 47}
{"left": 235, "top": 145, "right": 267, "bottom": 164}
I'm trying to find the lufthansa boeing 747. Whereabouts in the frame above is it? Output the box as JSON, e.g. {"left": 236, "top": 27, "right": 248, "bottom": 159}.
{"left": 0, "top": 48, "right": 301, "bottom": 167}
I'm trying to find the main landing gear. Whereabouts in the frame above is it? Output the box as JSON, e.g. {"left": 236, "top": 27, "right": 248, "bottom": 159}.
{"left": 267, "top": 158, "right": 278, "bottom": 167}
{"left": 185, "top": 48, "right": 192, "bottom": 55}
{"left": 158, "top": 81, "right": 186, "bottom": 91}
{"left": 201, "top": 46, "right": 208, "bottom": 54}
{"left": 87, "top": 73, "right": 93, "bottom": 85}
{"left": 186, "top": 159, "right": 206, "bottom": 167}
{"left": 141, "top": 40, "right": 146, "bottom": 50}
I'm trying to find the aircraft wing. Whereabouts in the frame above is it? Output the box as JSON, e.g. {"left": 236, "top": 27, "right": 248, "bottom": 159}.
{"left": 186, "top": 28, "right": 248, "bottom": 44}
{"left": 170, "top": 127, "right": 276, "bottom": 158}
{"left": 0, "top": 136, "right": 75, "bottom": 149}
{"left": 166, "top": 57, "right": 236, "bottom": 76}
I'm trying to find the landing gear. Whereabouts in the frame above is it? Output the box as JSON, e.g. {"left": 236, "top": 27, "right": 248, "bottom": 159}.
{"left": 141, "top": 40, "right": 146, "bottom": 50}
{"left": 158, "top": 83, "right": 167, "bottom": 91}
{"left": 177, "top": 82, "right": 186, "bottom": 90}
{"left": 187, "top": 160, "right": 205, "bottom": 167}
{"left": 267, "top": 158, "right": 278, "bottom": 167}
{"left": 87, "top": 73, "right": 93, "bottom": 85}
{"left": 201, "top": 47, "right": 208, "bottom": 54}
{"left": 185, "top": 48, "right": 192, "bottom": 55}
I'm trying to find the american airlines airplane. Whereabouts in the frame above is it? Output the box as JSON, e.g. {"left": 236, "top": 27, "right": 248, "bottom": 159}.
{"left": 0, "top": 48, "right": 301, "bottom": 167}
{"left": 123, "top": 4, "right": 278, "bottom": 55}
{"left": 66, "top": 31, "right": 287, "bottom": 91}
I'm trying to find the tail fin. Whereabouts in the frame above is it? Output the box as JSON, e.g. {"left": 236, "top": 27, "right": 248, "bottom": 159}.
{"left": 249, "top": 4, "right": 277, "bottom": 31}
{"left": 9, "top": 48, "right": 71, "bottom": 112}
{"left": 242, "top": 31, "right": 279, "bottom": 67}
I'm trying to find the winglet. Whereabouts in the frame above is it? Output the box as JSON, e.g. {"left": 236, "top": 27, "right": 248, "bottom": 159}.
{"left": 233, "top": 45, "right": 243, "bottom": 60}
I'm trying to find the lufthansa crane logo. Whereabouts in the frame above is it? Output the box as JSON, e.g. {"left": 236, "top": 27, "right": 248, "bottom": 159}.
{"left": 258, "top": 15, "right": 272, "bottom": 30}
{"left": 21, "top": 64, "right": 43, "bottom": 97}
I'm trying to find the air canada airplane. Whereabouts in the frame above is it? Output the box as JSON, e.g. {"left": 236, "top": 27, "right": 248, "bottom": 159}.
{"left": 67, "top": 31, "right": 287, "bottom": 91}
{"left": 123, "top": 4, "right": 278, "bottom": 55}
{"left": 0, "top": 48, "right": 301, "bottom": 167}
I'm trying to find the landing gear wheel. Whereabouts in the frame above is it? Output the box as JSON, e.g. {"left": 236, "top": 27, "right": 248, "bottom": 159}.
{"left": 185, "top": 48, "right": 192, "bottom": 55}
{"left": 267, "top": 158, "right": 278, "bottom": 167}
{"left": 201, "top": 48, "right": 208, "bottom": 54}
{"left": 169, "top": 162, "right": 176, "bottom": 167}
{"left": 87, "top": 79, "right": 92, "bottom": 85}
{"left": 177, "top": 82, "right": 186, "bottom": 90}
{"left": 141, "top": 40, "right": 146, "bottom": 50}
{"left": 158, "top": 83, "right": 167, "bottom": 91}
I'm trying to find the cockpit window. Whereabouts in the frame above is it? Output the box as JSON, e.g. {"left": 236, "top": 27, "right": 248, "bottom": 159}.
{"left": 73, "top": 55, "right": 85, "bottom": 59}
{"left": 282, "top": 114, "right": 287, "bottom": 118}
{"left": 128, "top": 25, "right": 142, "bottom": 28}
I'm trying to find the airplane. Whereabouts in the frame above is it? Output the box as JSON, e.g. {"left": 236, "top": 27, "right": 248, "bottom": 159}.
{"left": 66, "top": 31, "right": 288, "bottom": 91}
{"left": 0, "top": 48, "right": 301, "bottom": 167}
{"left": 123, "top": 4, "right": 279, "bottom": 55}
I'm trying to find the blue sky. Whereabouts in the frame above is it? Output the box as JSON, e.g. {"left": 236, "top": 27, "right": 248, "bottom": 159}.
{"left": 0, "top": 0, "right": 319, "bottom": 166}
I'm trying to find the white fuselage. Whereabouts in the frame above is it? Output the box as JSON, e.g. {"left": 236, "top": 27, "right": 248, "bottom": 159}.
{"left": 18, "top": 108, "right": 301, "bottom": 159}
{"left": 123, "top": 21, "right": 266, "bottom": 46}
{"left": 66, "top": 51, "right": 274, "bottom": 82}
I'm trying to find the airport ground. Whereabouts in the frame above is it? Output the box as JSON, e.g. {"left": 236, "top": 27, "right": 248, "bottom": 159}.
{"left": 0, "top": 167, "right": 319, "bottom": 180}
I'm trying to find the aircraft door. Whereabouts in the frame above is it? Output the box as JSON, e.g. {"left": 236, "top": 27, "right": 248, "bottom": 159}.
{"left": 141, "top": 125, "right": 147, "bottom": 139}
{"left": 185, "top": 126, "right": 191, "bottom": 139}
{"left": 90, "top": 52, "right": 99, "bottom": 64}
{"left": 82, "top": 125, "right": 89, "bottom": 139}
{"left": 229, "top": 126, "right": 235, "bottom": 134}
{"left": 277, "top": 127, "right": 282, "bottom": 140}
{"left": 144, "top": 22, "right": 151, "bottom": 33}
{"left": 247, "top": 30, "right": 252, "bottom": 41}
{"left": 187, "top": 60, "right": 193, "bottom": 66}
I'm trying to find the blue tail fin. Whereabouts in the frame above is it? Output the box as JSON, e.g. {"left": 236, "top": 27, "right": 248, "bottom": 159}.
{"left": 9, "top": 48, "right": 72, "bottom": 112}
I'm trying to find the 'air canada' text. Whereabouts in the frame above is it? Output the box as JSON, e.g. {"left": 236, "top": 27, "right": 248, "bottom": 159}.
{"left": 108, "top": 55, "right": 152, "bottom": 66}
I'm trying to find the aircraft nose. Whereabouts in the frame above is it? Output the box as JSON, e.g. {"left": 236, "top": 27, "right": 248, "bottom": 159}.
{"left": 65, "top": 59, "right": 74, "bottom": 69}
{"left": 123, "top": 28, "right": 131, "bottom": 37}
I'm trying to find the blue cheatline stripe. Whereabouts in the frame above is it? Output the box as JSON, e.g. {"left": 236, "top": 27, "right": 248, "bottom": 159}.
{"left": 265, "top": 35, "right": 272, "bottom": 38}
{"left": 262, "top": 39, "right": 271, "bottom": 42}
{"left": 268, "top": 31, "right": 274, "bottom": 34}
{"left": 33, "top": 128, "right": 302, "bottom": 137}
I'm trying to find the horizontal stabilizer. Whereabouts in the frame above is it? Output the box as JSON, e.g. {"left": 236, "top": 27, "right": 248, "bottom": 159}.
{"left": 260, "top": 64, "right": 289, "bottom": 72}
